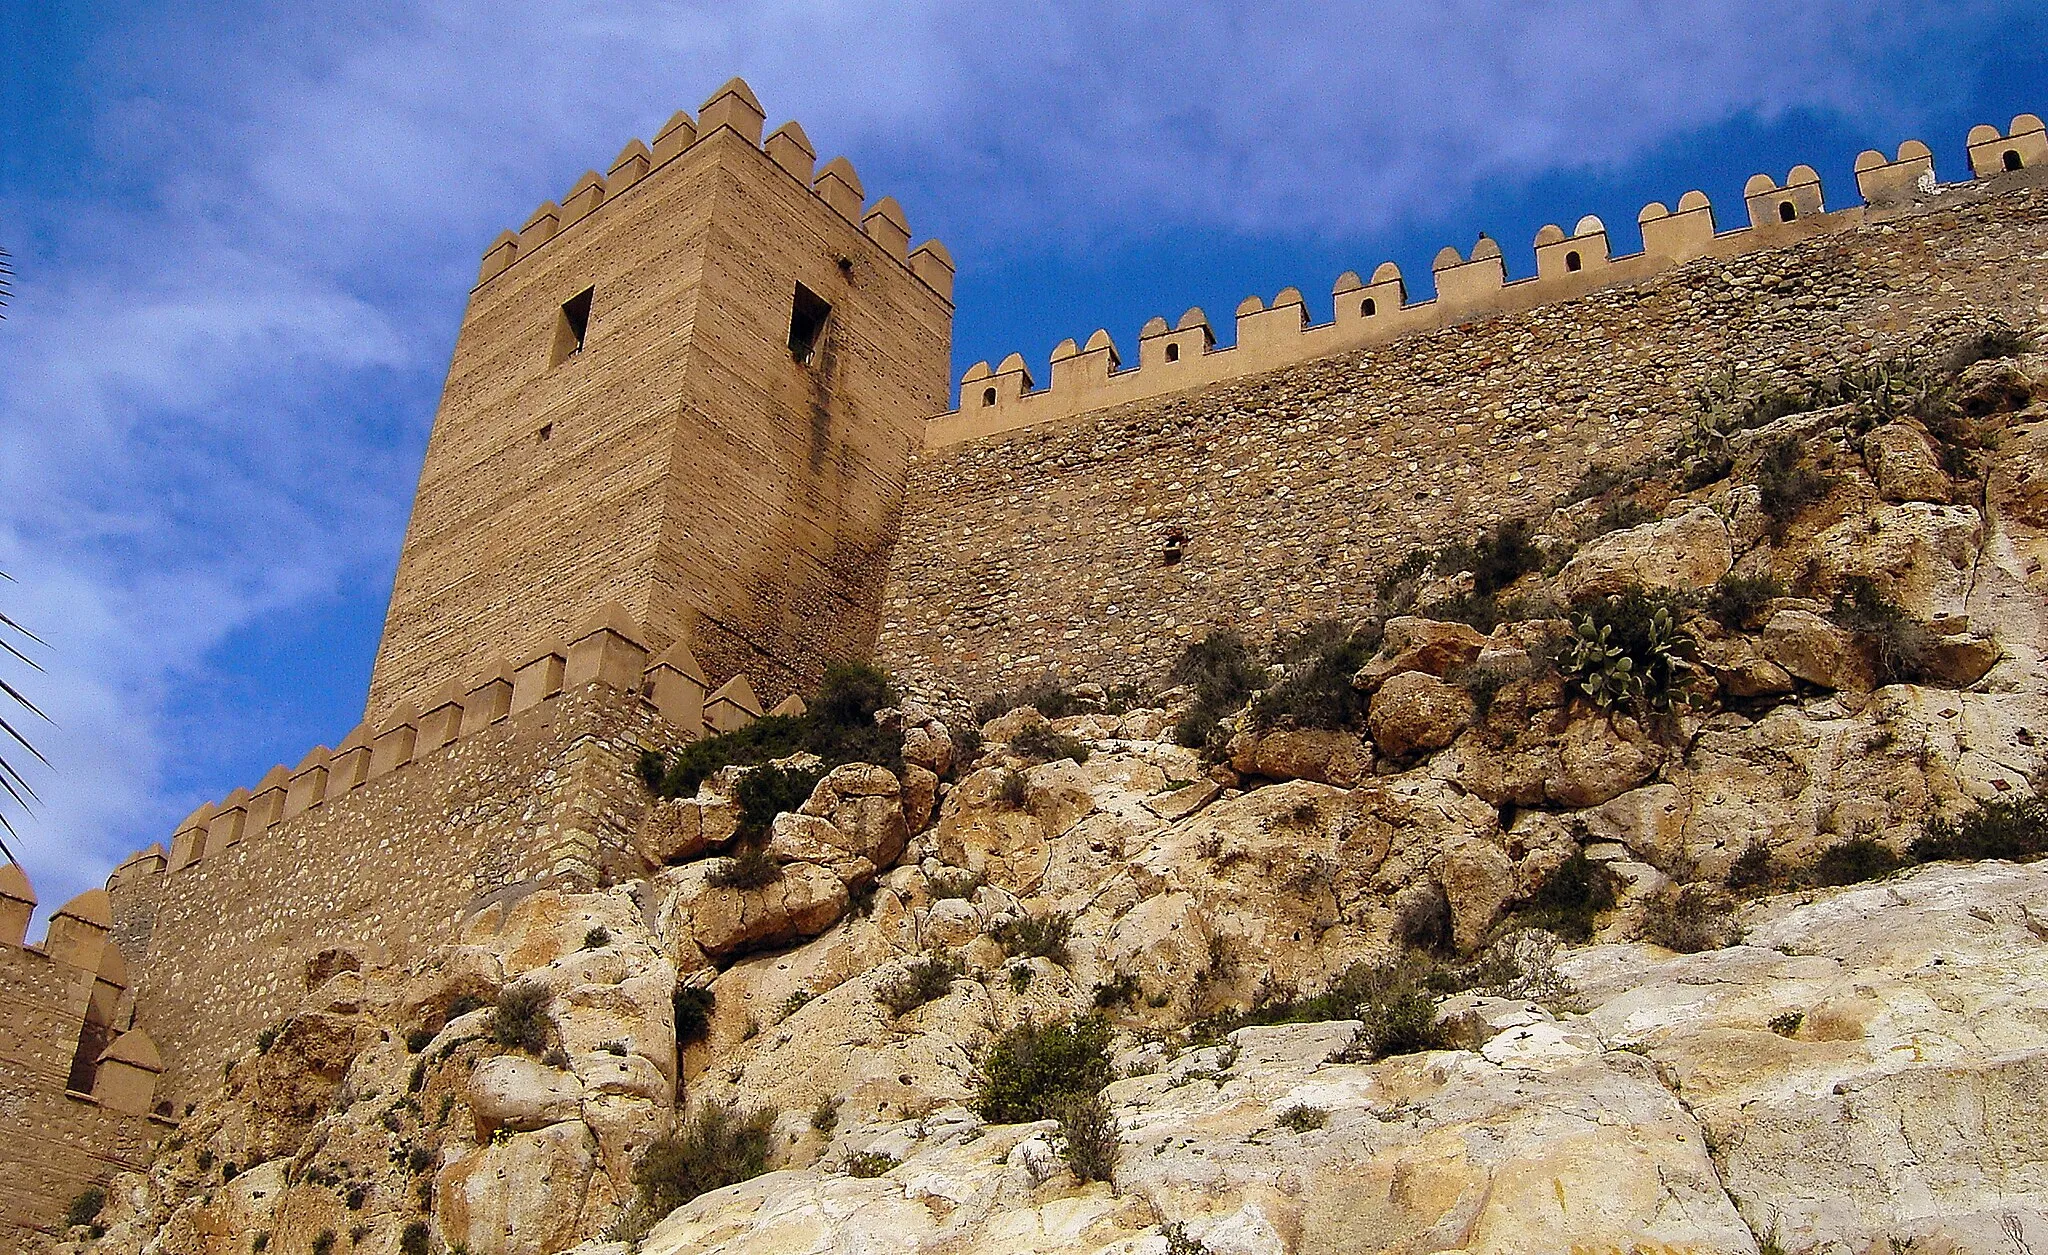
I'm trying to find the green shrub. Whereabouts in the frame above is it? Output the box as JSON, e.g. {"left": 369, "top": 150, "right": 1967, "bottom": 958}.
{"left": 1247, "top": 622, "right": 1376, "bottom": 732}
{"left": 255, "top": 1232, "right": 272, "bottom": 1253}
{"left": 399, "top": 1224, "right": 430, "bottom": 1255}
{"left": 1560, "top": 464, "right": 1629, "bottom": 507}
{"left": 1914, "top": 794, "right": 2048, "bottom": 863}
{"left": 313, "top": 1230, "right": 337, "bottom": 1255}
{"left": 1942, "top": 323, "right": 2033, "bottom": 375}
{"left": 405, "top": 1027, "right": 434, "bottom": 1054}
{"left": 1828, "top": 577, "right": 1938, "bottom": 686}
{"left": 1053, "top": 1091, "right": 1119, "bottom": 1182}
{"left": 734, "top": 762, "right": 825, "bottom": 840}
{"left": 492, "top": 983, "right": 551, "bottom": 1054}
{"left": 1507, "top": 848, "right": 1615, "bottom": 942}
{"left": 1725, "top": 840, "right": 1775, "bottom": 891}
{"left": 641, "top": 662, "right": 901, "bottom": 799}
{"left": 995, "top": 768, "right": 1028, "bottom": 808}
{"left": 582, "top": 925, "right": 612, "bottom": 950}
{"left": 1579, "top": 498, "right": 1658, "bottom": 541}
{"left": 777, "top": 991, "right": 813, "bottom": 1022}
{"left": 1169, "top": 629, "right": 1267, "bottom": 752}
{"left": 407, "top": 1146, "right": 434, "bottom": 1175}
{"left": 974, "top": 675, "right": 1086, "bottom": 725}
{"left": 1636, "top": 884, "right": 1737, "bottom": 953}
{"left": 64, "top": 1187, "right": 104, "bottom": 1230}
{"left": 810, "top": 1095, "right": 841, "bottom": 1133}
{"left": 632, "top": 1101, "right": 776, "bottom": 1221}
{"left": 1768, "top": 1011, "right": 1804, "bottom": 1038}
{"left": 1375, "top": 549, "right": 1436, "bottom": 610}
{"left": 1275, "top": 1103, "right": 1328, "bottom": 1132}
{"left": 976, "top": 1016, "right": 1115, "bottom": 1124}
{"left": 995, "top": 912, "right": 1072, "bottom": 964}
{"left": 1705, "top": 572, "right": 1784, "bottom": 631}
{"left": 1805, "top": 833, "right": 1906, "bottom": 886}
{"left": 1445, "top": 518, "right": 1544, "bottom": 598}
{"left": 948, "top": 724, "right": 984, "bottom": 778}
{"left": 845, "top": 1150, "right": 900, "bottom": 1178}
{"left": 707, "top": 844, "right": 781, "bottom": 890}
{"left": 1092, "top": 970, "right": 1141, "bottom": 1009}
{"left": 877, "top": 954, "right": 960, "bottom": 1017}
{"left": 1755, "top": 434, "right": 1831, "bottom": 538}
{"left": 1010, "top": 723, "right": 1090, "bottom": 765}
{"left": 672, "top": 985, "right": 714, "bottom": 1047}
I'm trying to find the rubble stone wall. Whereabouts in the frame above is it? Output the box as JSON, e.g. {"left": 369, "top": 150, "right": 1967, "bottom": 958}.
{"left": 877, "top": 181, "right": 2048, "bottom": 704}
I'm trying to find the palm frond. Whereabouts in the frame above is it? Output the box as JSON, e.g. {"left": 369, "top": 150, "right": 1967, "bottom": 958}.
{"left": 0, "top": 565, "right": 49, "bottom": 860}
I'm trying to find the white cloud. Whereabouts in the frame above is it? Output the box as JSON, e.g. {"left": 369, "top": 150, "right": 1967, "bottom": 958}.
{"left": 0, "top": 0, "right": 2023, "bottom": 917}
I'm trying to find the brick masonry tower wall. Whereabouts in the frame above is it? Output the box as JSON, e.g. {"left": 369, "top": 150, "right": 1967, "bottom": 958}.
{"left": 366, "top": 78, "right": 954, "bottom": 723}
{"left": 876, "top": 176, "right": 2048, "bottom": 704}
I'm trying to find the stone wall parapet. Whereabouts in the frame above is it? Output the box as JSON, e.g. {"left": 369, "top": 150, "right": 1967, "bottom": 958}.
{"left": 474, "top": 77, "right": 954, "bottom": 302}
{"left": 936, "top": 115, "right": 2047, "bottom": 445}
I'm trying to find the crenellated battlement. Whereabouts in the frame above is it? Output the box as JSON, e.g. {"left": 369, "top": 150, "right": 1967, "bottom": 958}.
{"left": 161, "top": 608, "right": 771, "bottom": 878}
{"left": 935, "top": 113, "right": 2047, "bottom": 446}
{"left": 1, "top": 865, "right": 167, "bottom": 1244}
{"left": 473, "top": 77, "right": 956, "bottom": 301}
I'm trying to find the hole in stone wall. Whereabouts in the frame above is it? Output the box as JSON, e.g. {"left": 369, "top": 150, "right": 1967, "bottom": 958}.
{"left": 1165, "top": 343, "right": 1181, "bottom": 362}
{"left": 789, "top": 282, "right": 832, "bottom": 365}
{"left": 1565, "top": 251, "right": 1582, "bottom": 272}
{"left": 1160, "top": 529, "right": 1187, "bottom": 566}
{"left": 2006, "top": 149, "right": 2025, "bottom": 172}
{"left": 1779, "top": 201, "right": 1797, "bottom": 223}
{"left": 981, "top": 387, "right": 997, "bottom": 408}
{"left": 550, "top": 287, "right": 594, "bottom": 365}
{"left": 1362, "top": 298, "right": 1377, "bottom": 317}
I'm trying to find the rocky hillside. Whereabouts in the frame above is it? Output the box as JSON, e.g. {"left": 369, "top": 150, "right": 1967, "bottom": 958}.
{"left": 43, "top": 327, "right": 2048, "bottom": 1255}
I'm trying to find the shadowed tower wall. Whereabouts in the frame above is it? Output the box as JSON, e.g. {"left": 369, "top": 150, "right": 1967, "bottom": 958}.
{"left": 366, "top": 80, "right": 954, "bottom": 721}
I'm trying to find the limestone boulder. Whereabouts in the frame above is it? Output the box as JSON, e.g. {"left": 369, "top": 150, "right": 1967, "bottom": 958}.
{"left": 1367, "top": 670, "right": 1474, "bottom": 758}
{"left": 1355, "top": 616, "right": 1489, "bottom": 689}
{"left": 981, "top": 705, "right": 1051, "bottom": 744}
{"left": 901, "top": 763, "right": 939, "bottom": 833}
{"left": 1226, "top": 726, "right": 1373, "bottom": 785}
{"left": 1801, "top": 501, "right": 1983, "bottom": 621}
{"left": 1695, "top": 632, "right": 1795, "bottom": 697}
{"left": 1761, "top": 608, "right": 1873, "bottom": 690}
{"left": 467, "top": 1055, "right": 584, "bottom": 1132}
{"left": 1565, "top": 862, "right": 2048, "bottom": 1254}
{"left": 1546, "top": 712, "right": 1666, "bottom": 808}
{"left": 633, "top": 797, "right": 711, "bottom": 866}
{"left": 435, "top": 1121, "right": 600, "bottom": 1255}
{"left": 1864, "top": 422, "right": 1952, "bottom": 502}
{"left": 1956, "top": 354, "right": 2036, "bottom": 416}
{"left": 1441, "top": 838, "right": 1515, "bottom": 951}
{"left": 1556, "top": 505, "right": 1734, "bottom": 597}
{"left": 658, "top": 861, "right": 849, "bottom": 962}
{"left": 933, "top": 760, "right": 1097, "bottom": 894}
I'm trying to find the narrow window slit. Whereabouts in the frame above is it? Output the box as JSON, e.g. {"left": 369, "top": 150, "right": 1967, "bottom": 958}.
{"left": 789, "top": 283, "right": 832, "bottom": 365}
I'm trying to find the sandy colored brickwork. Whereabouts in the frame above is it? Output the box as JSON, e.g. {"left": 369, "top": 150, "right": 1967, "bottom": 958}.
{"left": 877, "top": 183, "right": 2048, "bottom": 705}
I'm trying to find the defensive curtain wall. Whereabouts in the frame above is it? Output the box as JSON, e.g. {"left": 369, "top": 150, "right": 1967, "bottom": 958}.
{"left": 105, "top": 606, "right": 796, "bottom": 1107}
{"left": 875, "top": 116, "right": 2048, "bottom": 702}
{"left": 1, "top": 868, "right": 168, "bottom": 1249}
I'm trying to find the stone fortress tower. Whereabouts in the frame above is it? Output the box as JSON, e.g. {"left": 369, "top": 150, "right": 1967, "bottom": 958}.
{"left": 366, "top": 77, "right": 955, "bottom": 720}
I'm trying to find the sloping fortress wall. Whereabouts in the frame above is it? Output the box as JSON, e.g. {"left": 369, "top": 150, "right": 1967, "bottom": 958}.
{"left": 105, "top": 609, "right": 783, "bottom": 1106}
{"left": 0, "top": 870, "right": 168, "bottom": 1247}
{"left": 365, "top": 79, "right": 955, "bottom": 723}
{"left": 878, "top": 119, "right": 2048, "bottom": 699}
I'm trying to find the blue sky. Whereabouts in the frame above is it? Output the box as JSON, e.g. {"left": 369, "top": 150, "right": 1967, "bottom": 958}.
{"left": 1, "top": 1, "right": 2045, "bottom": 919}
